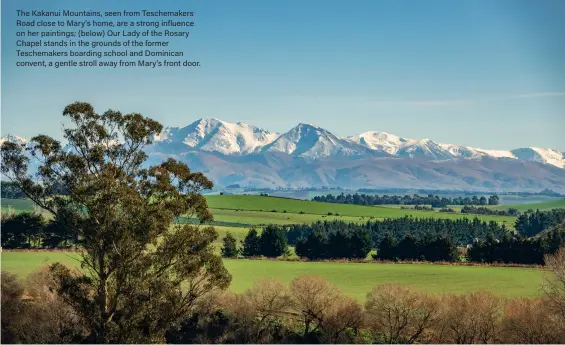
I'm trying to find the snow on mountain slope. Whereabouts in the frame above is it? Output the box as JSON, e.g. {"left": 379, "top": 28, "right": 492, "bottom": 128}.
{"left": 350, "top": 130, "right": 563, "bottom": 168}
{"left": 394, "top": 139, "right": 455, "bottom": 160}
{"left": 511, "top": 147, "right": 565, "bottom": 169}
{"left": 472, "top": 148, "right": 515, "bottom": 159}
{"left": 349, "top": 131, "right": 409, "bottom": 154}
{"left": 154, "top": 118, "right": 279, "bottom": 155}
{"left": 438, "top": 143, "right": 483, "bottom": 158}
{"left": 261, "top": 123, "right": 377, "bottom": 159}
{"left": 2, "top": 119, "right": 564, "bottom": 169}
{"left": 0, "top": 135, "right": 27, "bottom": 146}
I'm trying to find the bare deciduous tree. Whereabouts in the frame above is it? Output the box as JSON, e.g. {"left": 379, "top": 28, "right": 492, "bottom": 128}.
{"left": 544, "top": 245, "right": 565, "bottom": 321}
{"left": 289, "top": 275, "right": 341, "bottom": 338}
{"left": 245, "top": 278, "right": 294, "bottom": 341}
{"left": 437, "top": 291, "right": 502, "bottom": 344}
{"left": 502, "top": 297, "right": 565, "bottom": 344}
{"left": 321, "top": 295, "right": 364, "bottom": 343}
{"left": 364, "top": 284, "right": 440, "bottom": 344}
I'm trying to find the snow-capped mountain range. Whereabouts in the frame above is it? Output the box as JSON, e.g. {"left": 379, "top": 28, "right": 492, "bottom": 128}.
{"left": 147, "top": 118, "right": 565, "bottom": 169}
{"left": 5, "top": 118, "right": 563, "bottom": 169}
{"left": 3, "top": 119, "right": 565, "bottom": 192}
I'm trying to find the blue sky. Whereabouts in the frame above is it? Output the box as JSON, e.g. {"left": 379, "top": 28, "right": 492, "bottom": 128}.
{"left": 2, "top": 0, "right": 565, "bottom": 150}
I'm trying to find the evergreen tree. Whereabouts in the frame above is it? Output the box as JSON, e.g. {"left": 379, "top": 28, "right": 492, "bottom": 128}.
{"left": 242, "top": 228, "right": 261, "bottom": 257}
{"left": 428, "top": 234, "right": 459, "bottom": 261}
{"left": 259, "top": 224, "right": 288, "bottom": 258}
{"left": 349, "top": 227, "right": 373, "bottom": 259}
{"left": 0, "top": 212, "right": 45, "bottom": 249}
{"left": 377, "top": 234, "right": 397, "bottom": 260}
{"left": 397, "top": 234, "right": 419, "bottom": 260}
{"left": 295, "top": 228, "right": 329, "bottom": 260}
{"left": 221, "top": 232, "right": 239, "bottom": 258}
{"left": 488, "top": 194, "right": 500, "bottom": 205}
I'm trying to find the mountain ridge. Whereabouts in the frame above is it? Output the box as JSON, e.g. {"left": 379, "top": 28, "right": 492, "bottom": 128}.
{"left": 3, "top": 119, "right": 565, "bottom": 192}
{"left": 3, "top": 117, "right": 564, "bottom": 168}
{"left": 153, "top": 118, "right": 565, "bottom": 168}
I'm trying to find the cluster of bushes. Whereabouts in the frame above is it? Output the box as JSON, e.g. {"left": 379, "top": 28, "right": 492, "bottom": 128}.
{"left": 1, "top": 212, "right": 75, "bottom": 249}
{"left": 461, "top": 205, "right": 520, "bottom": 216}
{"left": 375, "top": 234, "right": 459, "bottom": 262}
{"left": 222, "top": 225, "right": 289, "bottom": 258}
{"left": 400, "top": 205, "right": 435, "bottom": 211}
{"left": 515, "top": 208, "right": 565, "bottom": 237}
{"left": 4, "top": 264, "right": 565, "bottom": 344}
{"left": 312, "top": 193, "right": 500, "bottom": 207}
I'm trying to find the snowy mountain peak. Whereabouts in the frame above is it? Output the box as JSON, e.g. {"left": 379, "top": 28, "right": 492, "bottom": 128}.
{"left": 262, "top": 123, "right": 374, "bottom": 158}
{"left": 3, "top": 119, "right": 564, "bottom": 169}
{"left": 511, "top": 147, "right": 565, "bottom": 169}
{"left": 349, "top": 131, "right": 409, "bottom": 154}
{"left": 154, "top": 118, "right": 279, "bottom": 155}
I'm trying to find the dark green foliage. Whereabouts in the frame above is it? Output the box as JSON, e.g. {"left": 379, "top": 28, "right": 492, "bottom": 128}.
{"left": 221, "top": 232, "right": 239, "bottom": 258}
{"left": 515, "top": 209, "right": 565, "bottom": 237}
{"left": 285, "top": 217, "right": 508, "bottom": 249}
{"left": 467, "top": 235, "right": 544, "bottom": 265}
{"left": 313, "top": 192, "right": 501, "bottom": 207}
{"left": 294, "top": 222, "right": 372, "bottom": 260}
{"left": 1, "top": 212, "right": 45, "bottom": 248}
{"left": 0, "top": 212, "right": 78, "bottom": 249}
{"left": 424, "top": 234, "right": 459, "bottom": 262}
{"left": 376, "top": 234, "right": 397, "bottom": 260}
{"left": 397, "top": 235, "right": 420, "bottom": 260}
{"left": 375, "top": 233, "right": 459, "bottom": 262}
{"left": 467, "top": 221, "right": 565, "bottom": 265}
{"left": 349, "top": 227, "right": 373, "bottom": 259}
{"left": 461, "top": 205, "right": 517, "bottom": 216}
{"left": 295, "top": 228, "right": 329, "bottom": 260}
{"left": 241, "top": 228, "right": 261, "bottom": 257}
{"left": 488, "top": 195, "right": 500, "bottom": 205}
{"left": 259, "top": 224, "right": 288, "bottom": 258}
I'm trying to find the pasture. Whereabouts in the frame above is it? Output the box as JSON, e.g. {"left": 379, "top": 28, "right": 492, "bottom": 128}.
{"left": 205, "top": 195, "right": 517, "bottom": 227}
{"left": 2, "top": 196, "right": 519, "bottom": 229}
{"left": 0, "top": 252, "right": 546, "bottom": 301}
{"left": 492, "top": 198, "right": 565, "bottom": 212}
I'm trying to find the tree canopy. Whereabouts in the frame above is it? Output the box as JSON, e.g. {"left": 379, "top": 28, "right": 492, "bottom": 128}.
{"left": 0, "top": 102, "right": 231, "bottom": 343}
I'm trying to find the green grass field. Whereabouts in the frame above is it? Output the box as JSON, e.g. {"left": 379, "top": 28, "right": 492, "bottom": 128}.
{"left": 0, "top": 252, "right": 546, "bottom": 300}
{"left": 3, "top": 195, "right": 560, "bottom": 301}
{"left": 492, "top": 198, "right": 565, "bottom": 212}
{"left": 2, "top": 196, "right": 519, "bottom": 229}
{"left": 206, "top": 195, "right": 517, "bottom": 227}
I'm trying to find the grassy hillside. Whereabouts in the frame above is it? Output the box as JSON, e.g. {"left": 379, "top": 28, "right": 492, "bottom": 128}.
{"left": 1, "top": 196, "right": 518, "bottom": 229}
{"left": 1, "top": 252, "right": 545, "bottom": 300}
{"left": 492, "top": 198, "right": 565, "bottom": 212}
{"left": 206, "top": 195, "right": 516, "bottom": 226}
